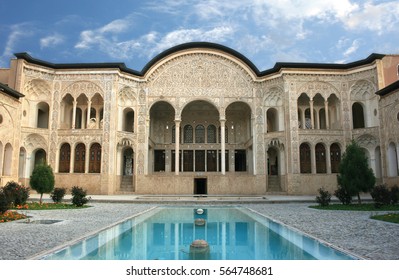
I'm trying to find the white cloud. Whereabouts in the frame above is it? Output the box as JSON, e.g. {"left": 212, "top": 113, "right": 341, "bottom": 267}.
{"left": 1, "top": 23, "right": 35, "bottom": 65}
{"left": 343, "top": 1, "right": 399, "bottom": 34}
{"left": 75, "top": 18, "right": 132, "bottom": 50}
{"left": 40, "top": 34, "right": 64, "bottom": 49}
{"left": 343, "top": 39, "right": 361, "bottom": 57}
{"left": 148, "top": 26, "right": 235, "bottom": 57}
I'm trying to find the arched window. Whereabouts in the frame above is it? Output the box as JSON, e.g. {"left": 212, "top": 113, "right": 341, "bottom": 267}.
{"left": 207, "top": 125, "right": 216, "bottom": 143}
{"left": 195, "top": 125, "right": 205, "bottom": 143}
{"left": 184, "top": 125, "right": 193, "bottom": 143}
{"left": 89, "top": 143, "right": 101, "bottom": 173}
{"left": 3, "top": 143, "right": 13, "bottom": 176}
{"left": 352, "top": 102, "right": 365, "bottom": 129}
{"left": 300, "top": 143, "right": 311, "bottom": 173}
{"left": 388, "top": 142, "right": 398, "bottom": 177}
{"left": 315, "top": 143, "right": 326, "bottom": 173}
{"left": 330, "top": 143, "right": 341, "bottom": 173}
{"left": 34, "top": 149, "right": 47, "bottom": 167}
{"left": 74, "top": 143, "right": 85, "bottom": 173}
{"left": 267, "top": 108, "right": 278, "bottom": 132}
{"left": 37, "top": 102, "right": 49, "bottom": 128}
{"left": 59, "top": 143, "right": 71, "bottom": 173}
{"left": 123, "top": 108, "right": 134, "bottom": 132}
{"left": 75, "top": 108, "right": 83, "bottom": 129}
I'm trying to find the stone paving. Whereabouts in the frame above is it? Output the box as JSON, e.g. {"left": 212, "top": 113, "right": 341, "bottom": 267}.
{"left": 0, "top": 197, "right": 398, "bottom": 260}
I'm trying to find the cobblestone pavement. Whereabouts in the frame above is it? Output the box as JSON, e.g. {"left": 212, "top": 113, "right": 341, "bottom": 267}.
{"left": 1, "top": 202, "right": 398, "bottom": 260}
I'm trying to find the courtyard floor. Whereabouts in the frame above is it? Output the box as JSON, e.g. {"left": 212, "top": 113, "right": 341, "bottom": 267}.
{"left": 0, "top": 194, "right": 398, "bottom": 260}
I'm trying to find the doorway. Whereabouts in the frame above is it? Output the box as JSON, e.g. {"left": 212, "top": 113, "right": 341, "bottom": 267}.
{"left": 194, "top": 178, "right": 207, "bottom": 195}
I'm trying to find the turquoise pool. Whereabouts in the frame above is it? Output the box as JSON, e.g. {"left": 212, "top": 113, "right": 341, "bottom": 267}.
{"left": 42, "top": 207, "right": 356, "bottom": 260}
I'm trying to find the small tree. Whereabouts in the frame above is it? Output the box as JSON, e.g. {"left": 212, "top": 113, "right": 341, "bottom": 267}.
{"left": 30, "top": 164, "right": 55, "bottom": 204}
{"left": 337, "top": 140, "right": 375, "bottom": 204}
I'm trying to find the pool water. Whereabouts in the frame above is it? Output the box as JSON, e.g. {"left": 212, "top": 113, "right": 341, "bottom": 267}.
{"left": 43, "top": 207, "right": 355, "bottom": 260}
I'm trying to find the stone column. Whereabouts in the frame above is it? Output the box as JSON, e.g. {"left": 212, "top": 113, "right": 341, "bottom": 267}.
{"left": 220, "top": 118, "right": 226, "bottom": 175}
{"left": 96, "top": 108, "right": 100, "bottom": 129}
{"left": 72, "top": 100, "right": 77, "bottom": 129}
{"left": 174, "top": 119, "right": 180, "bottom": 175}
{"left": 85, "top": 145, "right": 90, "bottom": 173}
{"left": 324, "top": 101, "right": 330, "bottom": 129}
{"left": 86, "top": 100, "right": 92, "bottom": 128}
{"left": 310, "top": 99, "right": 314, "bottom": 129}
{"left": 311, "top": 144, "right": 316, "bottom": 174}
{"left": 70, "top": 147, "right": 75, "bottom": 173}
{"left": 326, "top": 144, "right": 331, "bottom": 174}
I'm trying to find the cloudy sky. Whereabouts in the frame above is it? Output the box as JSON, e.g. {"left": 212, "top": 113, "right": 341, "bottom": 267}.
{"left": 1, "top": 0, "right": 398, "bottom": 71}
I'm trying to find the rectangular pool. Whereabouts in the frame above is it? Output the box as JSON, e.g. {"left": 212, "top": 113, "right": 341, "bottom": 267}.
{"left": 42, "top": 206, "right": 356, "bottom": 260}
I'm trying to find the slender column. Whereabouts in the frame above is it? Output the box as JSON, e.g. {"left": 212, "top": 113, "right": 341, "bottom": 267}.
{"left": 86, "top": 101, "right": 92, "bottom": 128}
{"left": 311, "top": 145, "right": 316, "bottom": 174}
{"left": 315, "top": 110, "right": 320, "bottom": 129}
{"left": 174, "top": 120, "right": 180, "bottom": 175}
{"left": 72, "top": 100, "right": 77, "bottom": 129}
{"left": 301, "top": 109, "right": 306, "bottom": 129}
{"left": 309, "top": 100, "right": 314, "bottom": 129}
{"left": 70, "top": 146, "right": 75, "bottom": 173}
{"left": 96, "top": 108, "right": 100, "bottom": 129}
{"left": 326, "top": 145, "right": 332, "bottom": 174}
{"left": 324, "top": 101, "right": 330, "bottom": 129}
{"left": 220, "top": 118, "right": 226, "bottom": 175}
{"left": 85, "top": 145, "right": 90, "bottom": 173}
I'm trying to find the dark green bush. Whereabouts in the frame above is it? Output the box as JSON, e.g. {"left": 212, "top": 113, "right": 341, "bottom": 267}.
{"left": 2, "top": 181, "right": 29, "bottom": 206}
{"left": 371, "top": 185, "right": 392, "bottom": 208}
{"left": 390, "top": 185, "right": 399, "bottom": 205}
{"left": 0, "top": 190, "right": 10, "bottom": 214}
{"left": 30, "top": 164, "right": 55, "bottom": 204}
{"left": 71, "top": 186, "right": 90, "bottom": 207}
{"left": 316, "top": 188, "right": 331, "bottom": 207}
{"left": 334, "top": 186, "right": 352, "bottom": 205}
{"left": 50, "top": 187, "right": 66, "bottom": 203}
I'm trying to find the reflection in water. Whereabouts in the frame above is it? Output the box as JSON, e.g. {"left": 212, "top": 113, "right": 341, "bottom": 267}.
{"left": 44, "top": 207, "right": 354, "bottom": 260}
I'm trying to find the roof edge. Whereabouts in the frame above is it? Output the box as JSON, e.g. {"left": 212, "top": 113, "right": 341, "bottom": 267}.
{"left": 376, "top": 80, "right": 399, "bottom": 96}
{"left": 0, "top": 82, "right": 24, "bottom": 99}
{"left": 14, "top": 45, "right": 386, "bottom": 77}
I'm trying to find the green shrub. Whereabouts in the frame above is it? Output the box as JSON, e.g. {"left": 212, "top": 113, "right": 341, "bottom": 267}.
{"left": 316, "top": 188, "right": 331, "bottom": 207}
{"left": 370, "top": 184, "right": 391, "bottom": 208}
{"left": 71, "top": 186, "right": 90, "bottom": 207}
{"left": 2, "top": 181, "right": 29, "bottom": 206}
{"left": 334, "top": 186, "right": 352, "bottom": 205}
{"left": 30, "top": 164, "right": 55, "bottom": 204}
{"left": 50, "top": 187, "right": 66, "bottom": 203}
{"left": 390, "top": 185, "right": 399, "bottom": 205}
{"left": 0, "top": 190, "right": 10, "bottom": 214}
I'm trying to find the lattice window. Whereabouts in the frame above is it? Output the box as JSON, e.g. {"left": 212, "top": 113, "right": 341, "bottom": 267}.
{"left": 195, "top": 125, "right": 205, "bottom": 143}
{"left": 184, "top": 125, "right": 193, "bottom": 143}
{"left": 207, "top": 125, "right": 216, "bottom": 143}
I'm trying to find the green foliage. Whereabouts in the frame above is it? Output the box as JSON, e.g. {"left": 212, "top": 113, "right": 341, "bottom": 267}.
{"left": 370, "top": 185, "right": 391, "bottom": 208}
{"left": 71, "top": 186, "right": 90, "bottom": 207}
{"left": 30, "top": 164, "right": 55, "bottom": 204}
{"left": 370, "top": 184, "right": 399, "bottom": 208}
{"left": 0, "top": 190, "right": 10, "bottom": 214}
{"left": 3, "top": 181, "right": 30, "bottom": 206}
{"left": 316, "top": 188, "right": 331, "bottom": 207}
{"left": 337, "top": 140, "right": 376, "bottom": 204}
{"left": 391, "top": 185, "right": 399, "bottom": 205}
{"left": 334, "top": 186, "right": 353, "bottom": 205}
{"left": 50, "top": 187, "right": 66, "bottom": 203}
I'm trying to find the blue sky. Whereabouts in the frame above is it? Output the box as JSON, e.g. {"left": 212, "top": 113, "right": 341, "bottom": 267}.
{"left": 1, "top": 0, "right": 398, "bottom": 72}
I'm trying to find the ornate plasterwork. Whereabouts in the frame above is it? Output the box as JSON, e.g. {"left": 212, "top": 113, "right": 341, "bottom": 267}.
{"left": 118, "top": 86, "right": 137, "bottom": 107}
{"left": 264, "top": 86, "right": 283, "bottom": 107}
{"left": 23, "top": 133, "right": 47, "bottom": 153}
{"left": 297, "top": 81, "right": 340, "bottom": 100}
{"left": 62, "top": 81, "right": 104, "bottom": 99}
{"left": 25, "top": 79, "right": 51, "bottom": 101}
{"left": 356, "top": 133, "right": 379, "bottom": 149}
{"left": 350, "top": 80, "right": 375, "bottom": 100}
{"left": 148, "top": 53, "right": 253, "bottom": 98}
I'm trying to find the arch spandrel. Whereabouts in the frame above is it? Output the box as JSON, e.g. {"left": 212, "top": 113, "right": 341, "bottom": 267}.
{"left": 62, "top": 81, "right": 104, "bottom": 100}
{"left": 147, "top": 52, "right": 254, "bottom": 98}
{"left": 298, "top": 81, "right": 340, "bottom": 100}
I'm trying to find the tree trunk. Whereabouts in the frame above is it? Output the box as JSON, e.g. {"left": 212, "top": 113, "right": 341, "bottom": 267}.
{"left": 40, "top": 193, "right": 43, "bottom": 205}
{"left": 357, "top": 193, "right": 362, "bottom": 204}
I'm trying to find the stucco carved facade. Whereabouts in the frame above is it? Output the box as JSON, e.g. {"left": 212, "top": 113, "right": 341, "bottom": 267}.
{"left": 1, "top": 43, "right": 399, "bottom": 195}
